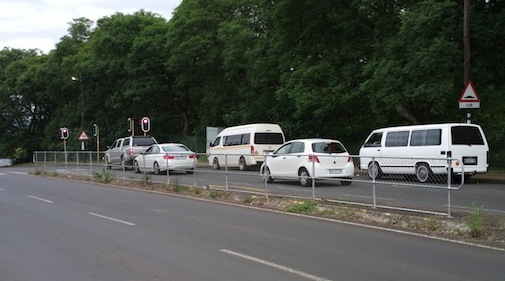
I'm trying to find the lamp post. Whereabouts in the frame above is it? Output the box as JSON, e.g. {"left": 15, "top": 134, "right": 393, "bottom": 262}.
{"left": 71, "top": 76, "right": 84, "bottom": 129}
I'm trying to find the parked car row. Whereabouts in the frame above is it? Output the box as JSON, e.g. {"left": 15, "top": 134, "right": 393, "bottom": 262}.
{"left": 105, "top": 122, "right": 489, "bottom": 186}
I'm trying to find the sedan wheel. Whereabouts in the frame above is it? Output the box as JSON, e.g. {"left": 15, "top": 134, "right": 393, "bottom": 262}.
{"left": 133, "top": 160, "right": 141, "bottom": 173}
{"left": 299, "top": 168, "right": 312, "bottom": 187}
{"left": 153, "top": 162, "right": 161, "bottom": 175}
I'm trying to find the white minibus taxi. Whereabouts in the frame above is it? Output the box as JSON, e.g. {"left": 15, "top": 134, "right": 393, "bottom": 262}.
{"left": 359, "top": 123, "right": 489, "bottom": 182}
{"left": 208, "top": 123, "right": 285, "bottom": 170}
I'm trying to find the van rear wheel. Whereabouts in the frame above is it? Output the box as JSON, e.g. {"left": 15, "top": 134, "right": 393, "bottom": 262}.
{"left": 416, "top": 163, "right": 432, "bottom": 183}
{"left": 212, "top": 158, "right": 220, "bottom": 170}
{"left": 239, "top": 157, "right": 247, "bottom": 171}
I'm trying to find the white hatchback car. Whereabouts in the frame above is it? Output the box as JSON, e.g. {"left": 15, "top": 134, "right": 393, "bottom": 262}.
{"left": 133, "top": 143, "right": 196, "bottom": 175}
{"left": 260, "top": 139, "right": 354, "bottom": 186}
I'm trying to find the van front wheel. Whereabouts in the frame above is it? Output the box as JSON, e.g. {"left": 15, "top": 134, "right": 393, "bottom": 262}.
{"left": 368, "top": 162, "right": 382, "bottom": 179}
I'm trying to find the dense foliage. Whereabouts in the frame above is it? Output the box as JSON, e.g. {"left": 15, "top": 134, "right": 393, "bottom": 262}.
{"left": 1, "top": 0, "right": 504, "bottom": 165}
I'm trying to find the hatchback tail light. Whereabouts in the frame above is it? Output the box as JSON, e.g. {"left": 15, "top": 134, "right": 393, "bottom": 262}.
{"left": 163, "top": 154, "right": 175, "bottom": 160}
{"left": 189, "top": 154, "right": 196, "bottom": 159}
{"left": 347, "top": 156, "right": 352, "bottom": 162}
{"left": 308, "top": 155, "right": 320, "bottom": 163}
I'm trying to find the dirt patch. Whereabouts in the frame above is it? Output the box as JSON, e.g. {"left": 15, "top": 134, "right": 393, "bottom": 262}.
{"left": 37, "top": 171, "right": 505, "bottom": 250}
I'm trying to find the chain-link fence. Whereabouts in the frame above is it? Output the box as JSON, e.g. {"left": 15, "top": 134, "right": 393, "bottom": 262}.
{"left": 33, "top": 151, "right": 470, "bottom": 217}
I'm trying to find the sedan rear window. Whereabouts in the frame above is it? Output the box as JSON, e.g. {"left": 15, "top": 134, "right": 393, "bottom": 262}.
{"left": 161, "top": 145, "right": 190, "bottom": 152}
{"left": 312, "top": 142, "right": 347, "bottom": 154}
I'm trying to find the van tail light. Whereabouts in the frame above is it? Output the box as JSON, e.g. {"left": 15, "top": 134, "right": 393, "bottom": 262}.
{"left": 308, "top": 155, "right": 320, "bottom": 163}
{"left": 128, "top": 147, "right": 134, "bottom": 156}
{"left": 250, "top": 145, "right": 255, "bottom": 154}
{"left": 163, "top": 154, "right": 175, "bottom": 160}
{"left": 447, "top": 151, "right": 452, "bottom": 158}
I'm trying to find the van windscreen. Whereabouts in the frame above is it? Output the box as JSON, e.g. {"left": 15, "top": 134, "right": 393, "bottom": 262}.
{"left": 451, "top": 126, "right": 485, "bottom": 145}
{"left": 254, "top": 133, "right": 284, "bottom": 144}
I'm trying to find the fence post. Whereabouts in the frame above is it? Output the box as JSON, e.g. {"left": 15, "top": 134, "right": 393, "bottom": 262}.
{"left": 311, "top": 154, "right": 315, "bottom": 199}
{"left": 225, "top": 154, "right": 229, "bottom": 190}
{"left": 372, "top": 156, "right": 377, "bottom": 209}
{"left": 447, "top": 158, "right": 453, "bottom": 218}
{"left": 89, "top": 152, "right": 93, "bottom": 175}
{"left": 263, "top": 154, "right": 270, "bottom": 204}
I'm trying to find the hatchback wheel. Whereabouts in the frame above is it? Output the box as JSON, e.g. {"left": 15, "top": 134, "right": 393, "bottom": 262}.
{"left": 299, "top": 168, "right": 312, "bottom": 187}
{"left": 263, "top": 166, "right": 274, "bottom": 183}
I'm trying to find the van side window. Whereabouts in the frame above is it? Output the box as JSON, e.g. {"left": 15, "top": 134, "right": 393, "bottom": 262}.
{"left": 385, "top": 131, "right": 409, "bottom": 147}
{"left": 410, "top": 129, "right": 441, "bottom": 146}
{"left": 241, "top": 133, "right": 250, "bottom": 145}
{"left": 212, "top": 137, "right": 221, "bottom": 147}
{"left": 364, "top": 133, "right": 382, "bottom": 147}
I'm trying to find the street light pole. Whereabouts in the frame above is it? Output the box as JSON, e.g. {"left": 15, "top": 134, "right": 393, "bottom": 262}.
{"left": 71, "top": 76, "right": 84, "bottom": 129}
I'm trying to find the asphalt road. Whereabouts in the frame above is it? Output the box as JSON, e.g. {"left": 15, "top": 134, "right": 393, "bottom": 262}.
{"left": 0, "top": 170, "right": 504, "bottom": 280}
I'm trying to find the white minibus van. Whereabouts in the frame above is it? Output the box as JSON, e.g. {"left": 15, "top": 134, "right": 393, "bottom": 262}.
{"left": 359, "top": 123, "right": 489, "bottom": 182}
{"left": 208, "top": 123, "right": 285, "bottom": 170}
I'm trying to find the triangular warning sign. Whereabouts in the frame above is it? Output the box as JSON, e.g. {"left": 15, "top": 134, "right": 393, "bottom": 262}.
{"left": 78, "top": 131, "right": 89, "bottom": 141}
{"left": 459, "top": 80, "right": 480, "bottom": 102}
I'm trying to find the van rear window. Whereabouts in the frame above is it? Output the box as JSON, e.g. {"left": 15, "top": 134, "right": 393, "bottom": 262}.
{"left": 451, "top": 126, "right": 485, "bottom": 145}
{"left": 254, "top": 133, "right": 284, "bottom": 144}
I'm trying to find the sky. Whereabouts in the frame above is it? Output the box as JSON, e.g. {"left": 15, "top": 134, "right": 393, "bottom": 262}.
{"left": 0, "top": 0, "right": 182, "bottom": 54}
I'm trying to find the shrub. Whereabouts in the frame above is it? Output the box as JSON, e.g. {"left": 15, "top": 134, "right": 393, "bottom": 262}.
{"left": 465, "top": 202, "right": 484, "bottom": 238}
{"left": 287, "top": 201, "right": 317, "bottom": 214}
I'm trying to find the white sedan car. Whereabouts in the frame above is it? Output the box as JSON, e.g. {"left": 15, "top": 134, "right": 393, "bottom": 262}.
{"left": 133, "top": 143, "right": 196, "bottom": 175}
{"left": 260, "top": 139, "right": 355, "bottom": 186}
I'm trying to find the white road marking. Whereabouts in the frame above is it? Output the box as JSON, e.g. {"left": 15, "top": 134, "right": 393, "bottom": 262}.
{"left": 88, "top": 212, "right": 135, "bottom": 226}
{"left": 0, "top": 187, "right": 5, "bottom": 191}
{"left": 220, "top": 249, "right": 332, "bottom": 281}
{"left": 27, "top": 195, "right": 53, "bottom": 203}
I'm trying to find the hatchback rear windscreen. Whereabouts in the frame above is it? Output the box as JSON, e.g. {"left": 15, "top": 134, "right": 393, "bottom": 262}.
{"left": 254, "top": 133, "right": 284, "bottom": 144}
{"left": 451, "top": 126, "right": 485, "bottom": 145}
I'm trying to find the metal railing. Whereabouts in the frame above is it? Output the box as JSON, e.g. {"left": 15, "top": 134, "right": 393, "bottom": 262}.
{"left": 32, "top": 151, "right": 469, "bottom": 217}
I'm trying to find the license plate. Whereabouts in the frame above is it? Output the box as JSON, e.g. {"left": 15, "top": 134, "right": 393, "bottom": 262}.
{"left": 463, "top": 157, "right": 477, "bottom": 165}
{"left": 329, "top": 169, "right": 342, "bottom": 175}
{"left": 175, "top": 156, "right": 186, "bottom": 160}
